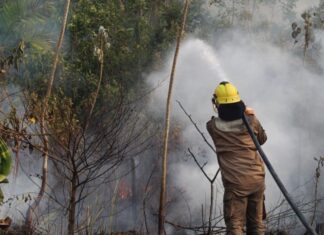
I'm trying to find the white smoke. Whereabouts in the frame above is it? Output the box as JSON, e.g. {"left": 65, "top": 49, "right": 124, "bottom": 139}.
{"left": 296, "top": 0, "right": 320, "bottom": 14}
{"left": 146, "top": 32, "right": 324, "bottom": 231}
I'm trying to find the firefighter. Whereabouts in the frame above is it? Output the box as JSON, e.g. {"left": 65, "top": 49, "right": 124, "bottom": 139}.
{"left": 207, "top": 81, "right": 267, "bottom": 235}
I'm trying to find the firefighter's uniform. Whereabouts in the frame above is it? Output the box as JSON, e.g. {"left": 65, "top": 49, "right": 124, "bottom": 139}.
{"left": 207, "top": 81, "right": 267, "bottom": 235}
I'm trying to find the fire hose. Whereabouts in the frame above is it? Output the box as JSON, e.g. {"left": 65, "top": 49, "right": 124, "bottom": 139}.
{"left": 242, "top": 114, "right": 318, "bottom": 235}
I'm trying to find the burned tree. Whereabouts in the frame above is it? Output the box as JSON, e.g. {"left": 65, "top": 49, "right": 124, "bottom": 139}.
{"left": 24, "top": 91, "right": 151, "bottom": 234}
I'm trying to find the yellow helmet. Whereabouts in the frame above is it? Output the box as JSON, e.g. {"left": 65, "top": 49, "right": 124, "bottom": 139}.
{"left": 214, "top": 81, "right": 241, "bottom": 104}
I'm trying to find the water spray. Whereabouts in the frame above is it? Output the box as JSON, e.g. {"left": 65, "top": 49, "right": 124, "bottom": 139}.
{"left": 202, "top": 48, "right": 229, "bottom": 82}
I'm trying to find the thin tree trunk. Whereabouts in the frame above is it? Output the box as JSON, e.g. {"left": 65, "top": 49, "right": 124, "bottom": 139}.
{"left": 231, "top": 0, "right": 235, "bottom": 26}
{"left": 68, "top": 173, "right": 77, "bottom": 235}
{"left": 109, "top": 179, "right": 120, "bottom": 234}
{"left": 25, "top": 0, "right": 71, "bottom": 229}
{"left": 311, "top": 159, "right": 323, "bottom": 226}
{"left": 85, "top": 206, "right": 91, "bottom": 235}
{"left": 131, "top": 158, "right": 137, "bottom": 229}
{"left": 207, "top": 183, "right": 214, "bottom": 235}
{"left": 84, "top": 36, "right": 104, "bottom": 131}
{"left": 311, "top": 177, "right": 319, "bottom": 226}
{"left": 201, "top": 205, "right": 205, "bottom": 234}
{"left": 66, "top": 28, "right": 106, "bottom": 234}
{"left": 251, "top": 0, "right": 256, "bottom": 25}
{"left": 158, "top": 1, "right": 190, "bottom": 234}
{"left": 13, "top": 141, "right": 20, "bottom": 179}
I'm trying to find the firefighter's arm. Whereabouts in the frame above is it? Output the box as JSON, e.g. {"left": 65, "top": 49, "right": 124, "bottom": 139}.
{"left": 245, "top": 108, "right": 267, "bottom": 145}
{"left": 256, "top": 120, "right": 267, "bottom": 145}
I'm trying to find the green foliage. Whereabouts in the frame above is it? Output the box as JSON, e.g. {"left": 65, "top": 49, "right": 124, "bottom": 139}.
{"left": 0, "top": 41, "right": 24, "bottom": 73}
{"left": 0, "top": 0, "right": 57, "bottom": 51}
{"left": 62, "top": 0, "right": 185, "bottom": 116}
{"left": 2, "top": 0, "right": 209, "bottom": 118}
{"left": 0, "top": 0, "right": 61, "bottom": 95}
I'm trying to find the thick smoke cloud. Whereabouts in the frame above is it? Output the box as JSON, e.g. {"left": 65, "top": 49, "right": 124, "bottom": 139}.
{"left": 146, "top": 31, "right": 324, "bottom": 229}
{"left": 296, "top": 0, "right": 319, "bottom": 14}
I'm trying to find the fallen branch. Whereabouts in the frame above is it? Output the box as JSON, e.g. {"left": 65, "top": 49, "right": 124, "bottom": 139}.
{"left": 165, "top": 219, "right": 226, "bottom": 234}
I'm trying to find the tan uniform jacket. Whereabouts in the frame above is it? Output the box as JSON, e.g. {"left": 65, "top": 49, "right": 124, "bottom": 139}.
{"left": 207, "top": 114, "right": 267, "bottom": 197}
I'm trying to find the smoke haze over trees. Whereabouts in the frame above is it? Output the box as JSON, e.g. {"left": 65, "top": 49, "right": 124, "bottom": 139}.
{"left": 0, "top": 0, "right": 324, "bottom": 234}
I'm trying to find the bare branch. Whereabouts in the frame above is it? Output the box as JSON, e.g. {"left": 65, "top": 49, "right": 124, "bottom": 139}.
{"left": 177, "top": 100, "right": 216, "bottom": 154}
